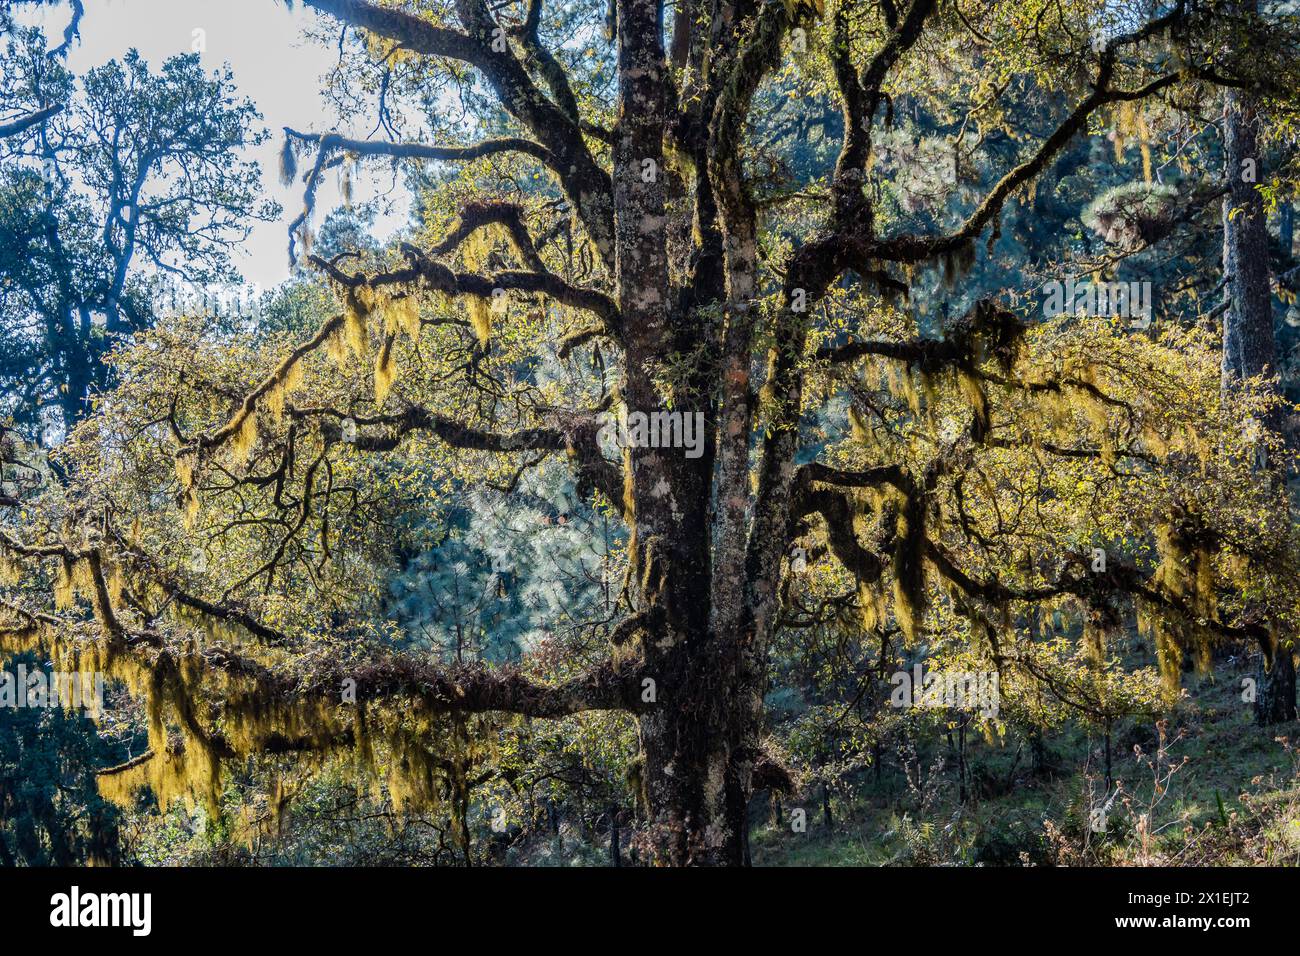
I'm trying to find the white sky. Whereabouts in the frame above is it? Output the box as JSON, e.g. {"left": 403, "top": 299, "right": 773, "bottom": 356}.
{"left": 17, "top": 0, "right": 411, "bottom": 289}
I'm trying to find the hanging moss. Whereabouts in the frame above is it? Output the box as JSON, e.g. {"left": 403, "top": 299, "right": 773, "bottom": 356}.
{"left": 848, "top": 405, "right": 872, "bottom": 446}
{"left": 881, "top": 362, "right": 920, "bottom": 416}
{"left": 0, "top": 547, "right": 18, "bottom": 587}
{"left": 325, "top": 325, "right": 348, "bottom": 367}
{"left": 175, "top": 450, "right": 197, "bottom": 492}
{"left": 380, "top": 294, "right": 421, "bottom": 340}
{"left": 1140, "top": 515, "right": 1223, "bottom": 692}
{"left": 467, "top": 295, "right": 492, "bottom": 347}
{"left": 54, "top": 556, "right": 76, "bottom": 610}
{"left": 277, "top": 137, "right": 297, "bottom": 187}
{"left": 939, "top": 240, "right": 977, "bottom": 290}
{"left": 461, "top": 224, "right": 502, "bottom": 274}
{"left": 264, "top": 358, "right": 304, "bottom": 424}
{"left": 374, "top": 334, "right": 396, "bottom": 406}
{"left": 344, "top": 289, "right": 370, "bottom": 358}
{"left": 956, "top": 369, "right": 989, "bottom": 442}
{"left": 265, "top": 382, "right": 286, "bottom": 422}
{"left": 858, "top": 579, "right": 885, "bottom": 632}
{"left": 230, "top": 410, "right": 259, "bottom": 467}
{"left": 340, "top": 163, "right": 354, "bottom": 209}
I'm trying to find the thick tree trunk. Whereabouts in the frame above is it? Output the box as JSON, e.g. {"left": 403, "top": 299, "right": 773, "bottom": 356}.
{"left": 635, "top": 612, "right": 758, "bottom": 865}
{"left": 1255, "top": 642, "right": 1297, "bottom": 725}
{"left": 611, "top": 0, "right": 751, "bottom": 866}
{"left": 1221, "top": 88, "right": 1296, "bottom": 726}
{"left": 1220, "top": 91, "right": 1275, "bottom": 388}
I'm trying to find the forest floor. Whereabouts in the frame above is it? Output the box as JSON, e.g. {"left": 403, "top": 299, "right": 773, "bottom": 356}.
{"left": 752, "top": 657, "right": 1300, "bottom": 866}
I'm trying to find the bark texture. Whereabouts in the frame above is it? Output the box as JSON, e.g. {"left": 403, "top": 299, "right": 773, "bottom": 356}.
{"left": 1219, "top": 86, "right": 1295, "bottom": 724}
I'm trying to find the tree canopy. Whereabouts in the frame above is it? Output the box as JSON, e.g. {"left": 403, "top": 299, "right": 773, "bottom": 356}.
{"left": 3, "top": 0, "right": 1300, "bottom": 867}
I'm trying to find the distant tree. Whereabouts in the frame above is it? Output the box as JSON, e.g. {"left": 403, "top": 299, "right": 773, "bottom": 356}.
{"left": 0, "top": 23, "right": 276, "bottom": 432}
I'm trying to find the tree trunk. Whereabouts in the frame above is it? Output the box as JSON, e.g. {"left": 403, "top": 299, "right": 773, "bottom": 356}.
{"left": 636, "top": 646, "right": 757, "bottom": 865}
{"left": 609, "top": 804, "right": 621, "bottom": 866}
{"left": 610, "top": 0, "right": 755, "bottom": 867}
{"left": 1255, "top": 642, "right": 1297, "bottom": 725}
{"left": 1220, "top": 86, "right": 1296, "bottom": 726}
{"left": 1220, "top": 90, "right": 1276, "bottom": 390}
{"left": 58, "top": 307, "right": 95, "bottom": 433}
{"left": 1280, "top": 201, "right": 1294, "bottom": 263}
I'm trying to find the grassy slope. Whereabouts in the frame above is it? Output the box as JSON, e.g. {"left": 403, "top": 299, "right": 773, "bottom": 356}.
{"left": 753, "top": 661, "right": 1300, "bottom": 866}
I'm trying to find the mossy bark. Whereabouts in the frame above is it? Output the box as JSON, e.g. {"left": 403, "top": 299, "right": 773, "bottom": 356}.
{"left": 1255, "top": 647, "right": 1297, "bottom": 726}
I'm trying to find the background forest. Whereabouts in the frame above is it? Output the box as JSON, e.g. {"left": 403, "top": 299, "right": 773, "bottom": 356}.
{"left": 2, "top": 0, "right": 1300, "bottom": 867}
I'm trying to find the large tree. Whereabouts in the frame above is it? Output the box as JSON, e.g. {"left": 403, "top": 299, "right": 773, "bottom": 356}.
{"left": 3, "top": 0, "right": 1300, "bottom": 867}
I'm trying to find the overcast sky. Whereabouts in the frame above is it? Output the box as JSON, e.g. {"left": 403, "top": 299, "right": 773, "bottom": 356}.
{"left": 17, "top": 0, "right": 410, "bottom": 289}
